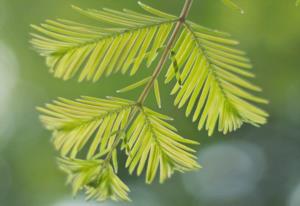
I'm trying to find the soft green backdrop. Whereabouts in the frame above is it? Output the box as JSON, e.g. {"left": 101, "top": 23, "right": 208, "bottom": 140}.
{"left": 0, "top": 0, "right": 300, "bottom": 206}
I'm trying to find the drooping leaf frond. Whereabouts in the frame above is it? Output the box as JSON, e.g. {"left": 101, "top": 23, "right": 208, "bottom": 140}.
{"left": 58, "top": 157, "right": 130, "bottom": 201}
{"left": 39, "top": 95, "right": 200, "bottom": 197}
{"left": 30, "top": 3, "right": 177, "bottom": 82}
{"left": 125, "top": 106, "right": 200, "bottom": 184}
{"left": 37, "top": 97, "right": 135, "bottom": 158}
{"left": 165, "top": 22, "right": 269, "bottom": 136}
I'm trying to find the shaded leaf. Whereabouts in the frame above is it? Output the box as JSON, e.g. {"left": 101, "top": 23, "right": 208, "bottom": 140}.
{"left": 154, "top": 80, "right": 162, "bottom": 108}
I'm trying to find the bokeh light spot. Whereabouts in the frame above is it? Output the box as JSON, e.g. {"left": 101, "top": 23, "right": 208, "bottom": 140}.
{"left": 288, "top": 182, "right": 300, "bottom": 206}
{"left": 0, "top": 42, "right": 19, "bottom": 148}
{"left": 0, "top": 159, "right": 12, "bottom": 202}
{"left": 182, "top": 141, "right": 266, "bottom": 203}
{"left": 53, "top": 198, "right": 107, "bottom": 206}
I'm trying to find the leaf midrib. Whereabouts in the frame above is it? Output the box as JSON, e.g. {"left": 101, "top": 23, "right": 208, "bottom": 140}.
{"left": 183, "top": 22, "right": 242, "bottom": 118}
{"left": 59, "top": 104, "right": 136, "bottom": 132}
{"left": 51, "top": 19, "right": 178, "bottom": 56}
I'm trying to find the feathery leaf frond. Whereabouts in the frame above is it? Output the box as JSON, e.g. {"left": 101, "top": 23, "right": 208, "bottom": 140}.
{"left": 125, "top": 106, "right": 200, "bottom": 184}
{"left": 33, "top": 0, "right": 269, "bottom": 203}
{"left": 31, "top": 3, "right": 177, "bottom": 81}
{"left": 58, "top": 157, "right": 130, "bottom": 201}
{"left": 37, "top": 96, "right": 135, "bottom": 158}
{"left": 165, "top": 22, "right": 268, "bottom": 136}
{"left": 39, "top": 95, "right": 200, "bottom": 192}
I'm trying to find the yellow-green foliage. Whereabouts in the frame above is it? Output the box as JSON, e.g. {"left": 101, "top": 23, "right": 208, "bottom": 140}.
{"left": 38, "top": 96, "right": 200, "bottom": 201}
{"left": 32, "top": 1, "right": 268, "bottom": 202}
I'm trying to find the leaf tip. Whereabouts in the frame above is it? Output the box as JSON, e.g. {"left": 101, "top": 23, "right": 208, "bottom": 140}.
{"left": 71, "top": 5, "right": 81, "bottom": 10}
{"left": 36, "top": 106, "right": 43, "bottom": 112}
{"left": 137, "top": 1, "right": 144, "bottom": 6}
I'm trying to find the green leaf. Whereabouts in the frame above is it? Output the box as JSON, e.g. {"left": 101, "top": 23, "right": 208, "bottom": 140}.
{"left": 137, "top": 1, "right": 177, "bottom": 19}
{"left": 117, "top": 76, "right": 151, "bottom": 93}
{"left": 37, "top": 96, "right": 135, "bottom": 158}
{"left": 30, "top": 4, "right": 177, "bottom": 82}
{"left": 125, "top": 106, "right": 200, "bottom": 184}
{"left": 34, "top": 1, "right": 270, "bottom": 203}
{"left": 221, "top": 0, "right": 245, "bottom": 14}
{"left": 297, "top": 0, "right": 300, "bottom": 6}
{"left": 165, "top": 22, "right": 268, "bottom": 136}
{"left": 58, "top": 157, "right": 130, "bottom": 201}
{"left": 154, "top": 80, "right": 162, "bottom": 108}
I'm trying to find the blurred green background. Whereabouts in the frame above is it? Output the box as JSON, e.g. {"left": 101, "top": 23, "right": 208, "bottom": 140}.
{"left": 0, "top": 0, "right": 300, "bottom": 205}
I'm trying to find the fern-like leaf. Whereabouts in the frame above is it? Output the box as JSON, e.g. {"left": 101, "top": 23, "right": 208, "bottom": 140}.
{"left": 30, "top": 3, "right": 177, "bottom": 81}
{"left": 58, "top": 157, "right": 130, "bottom": 201}
{"left": 125, "top": 106, "right": 200, "bottom": 184}
{"left": 37, "top": 96, "right": 135, "bottom": 158}
{"left": 33, "top": 1, "right": 270, "bottom": 202}
{"left": 39, "top": 96, "right": 200, "bottom": 194}
{"left": 165, "top": 22, "right": 268, "bottom": 136}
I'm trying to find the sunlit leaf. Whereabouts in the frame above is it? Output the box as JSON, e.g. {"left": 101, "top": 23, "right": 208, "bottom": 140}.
{"left": 125, "top": 106, "right": 200, "bottom": 183}
{"left": 31, "top": 4, "right": 177, "bottom": 81}
{"left": 165, "top": 22, "right": 268, "bottom": 136}
{"left": 34, "top": 1, "right": 269, "bottom": 203}
{"left": 58, "top": 157, "right": 130, "bottom": 201}
{"left": 37, "top": 96, "right": 135, "bottom": 158}
{"left": 117, "top": 76, "right": 151, "bottom": 93}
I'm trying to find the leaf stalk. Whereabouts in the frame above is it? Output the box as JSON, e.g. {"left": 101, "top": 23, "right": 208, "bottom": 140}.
{"left": 103, "top": 0, "right": 194, "bottom": 167}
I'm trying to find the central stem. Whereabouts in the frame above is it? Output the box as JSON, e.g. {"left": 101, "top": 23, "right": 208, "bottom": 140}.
{"left": 104, "top": 0, "right": 193, "bottom": 165}
{"left": 137, "top": 0, "right": 194, "bottom": 104}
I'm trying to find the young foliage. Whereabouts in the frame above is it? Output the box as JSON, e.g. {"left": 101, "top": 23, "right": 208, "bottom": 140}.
{"left": 165, "top": 23, "right": 269, "bottom": 136}
{"left": 33, "top": 0, "right": 268, "bottom": 202}
{"left": 58, "top": 157, "right": 130, "bottom": 201}
{"left": 38, "top": 97, "right": 200, "bottom": 201}
{"left": 37, "top": 96, "right": 134, "bottom": 159}
{"left": 30, "top": 3, "right": 176, "bottom": 82}
{"left": 117, "top": 76, "right": 151, "bottom": 93}
{"left": 125, "top": 107, "right": 200, "bottom": 183}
